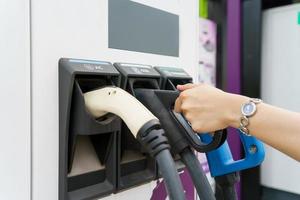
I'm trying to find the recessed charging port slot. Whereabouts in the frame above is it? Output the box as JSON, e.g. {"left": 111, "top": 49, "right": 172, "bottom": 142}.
{"left": 154, "top": 66, "right": 192, "bottom": 90}
{"left": 76, "top": 75, "right": 118, "bottom": 93}
{"left": 59, "top": 58, "right": 121, "bottom": 200}
{"left": 165, "top": 78, "right": 192, "bottom": 90}
{"left": 129, "top": 78, "right": 160, "bottom": 90}
{"left": 67, "top": 134, "right": 109, "bottom": 191}
{"left": 66, "top": 78, "right": 120, "bottom": 198}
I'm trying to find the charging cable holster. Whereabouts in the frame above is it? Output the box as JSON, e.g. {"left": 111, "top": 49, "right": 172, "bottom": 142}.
{"left": 113, "top": 63, "right": 161, "bottom": 190}
{"left": 59, "top": 58, "right": 121, "bottom": 200}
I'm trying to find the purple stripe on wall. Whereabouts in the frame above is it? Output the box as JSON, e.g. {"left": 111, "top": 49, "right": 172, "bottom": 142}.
{"left": 226, "top": 1, "right": 242, "bottom": 200}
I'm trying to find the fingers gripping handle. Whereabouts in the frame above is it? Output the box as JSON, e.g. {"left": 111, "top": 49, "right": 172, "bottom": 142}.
{"left": 84, "top": 86, "right": 158, "bottom": 137}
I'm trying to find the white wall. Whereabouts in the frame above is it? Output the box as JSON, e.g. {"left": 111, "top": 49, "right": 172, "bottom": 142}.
{"left": 0, "top": 0, "right": 31, "bottom": 199}
{"left": 261, "top": 4, "right": 300, "bottom": 194}
{"left": 31, "top": 0, "right": 199, "bottom": 199}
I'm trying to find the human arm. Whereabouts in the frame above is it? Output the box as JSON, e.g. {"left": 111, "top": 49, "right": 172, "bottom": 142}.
{"left": 174, "top": 83, "right": 300, "bottom": 162}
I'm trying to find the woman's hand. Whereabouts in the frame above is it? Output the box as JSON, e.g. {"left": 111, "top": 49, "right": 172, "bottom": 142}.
{"left": 174, "top": 84, "right": 300, "bottom": 162}
{"left": 174, "top": 83, "right": 247, "bottom": 133}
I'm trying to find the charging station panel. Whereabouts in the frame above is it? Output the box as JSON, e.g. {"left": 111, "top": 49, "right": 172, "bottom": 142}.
{"left": 59, "top": 58, "right": 121, "bottom": 200}
{"left": 59, "top": 61, "right": 210, "bottom": 199}
{"left": 59, "top": 60, "right": 193, "bottom": 198}
{"left": 113, "top": 62, "right": 161, "bottom": 189}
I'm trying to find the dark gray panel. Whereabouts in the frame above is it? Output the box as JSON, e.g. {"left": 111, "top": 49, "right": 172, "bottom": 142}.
{"left": 262, "top": 187, "right": 300, "bottom": 200}
{"left": 208, "top": 0, "right": 227, "bottom": 89}
{"left": 109, "top": 0, "right": 179, "bottom": 57}
{"left": 241, "top": 1, "right": 262, "bottom": 200}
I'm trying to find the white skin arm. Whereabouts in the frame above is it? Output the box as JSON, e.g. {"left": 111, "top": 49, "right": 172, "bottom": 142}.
{"left": 174, "top": 83, "right": 300, "bottom": 162}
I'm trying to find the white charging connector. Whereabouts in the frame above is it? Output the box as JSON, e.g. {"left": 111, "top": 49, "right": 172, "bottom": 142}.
{"left": 84, "top": 86, "right": 158, "bottom": 137}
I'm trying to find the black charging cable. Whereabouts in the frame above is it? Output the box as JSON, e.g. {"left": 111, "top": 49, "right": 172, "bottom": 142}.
{"left": 215, "top": 172, "right": 239, "bottom": 200}
{"left": 180, "top": 148, "right": 216, "bottom": 200}
{"left": 137, "top": 120, "right": 186, "bottom": 200}
{"left": 134, "top": 89, "right": 219, "bottom": 200}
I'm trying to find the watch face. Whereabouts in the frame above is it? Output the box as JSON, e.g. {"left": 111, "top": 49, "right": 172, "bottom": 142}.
{"left": 241, "top": 102, "right": 256, "bottom": 117}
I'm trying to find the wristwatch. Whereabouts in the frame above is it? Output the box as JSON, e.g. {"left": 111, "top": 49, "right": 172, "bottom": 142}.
{"left": 239, "top": 98, "right": 262, "bottom": 136}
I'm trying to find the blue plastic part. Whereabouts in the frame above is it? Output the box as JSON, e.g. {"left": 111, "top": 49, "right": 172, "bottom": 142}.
{"left": 199, "top": 132, "right": 265, "bottom": 177}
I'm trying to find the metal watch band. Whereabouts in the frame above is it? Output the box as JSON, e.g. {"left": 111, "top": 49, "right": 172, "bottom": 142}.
{"left": 239, "top": 98, "right": 262, "bottom": 136}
